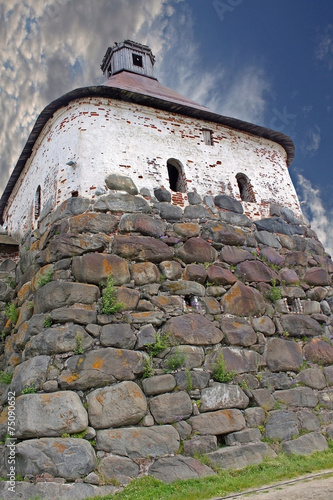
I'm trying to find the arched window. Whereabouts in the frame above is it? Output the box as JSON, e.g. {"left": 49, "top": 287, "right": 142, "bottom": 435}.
{"left": 167, "top": 158, "right": 186, "bottom": 193}
{"left": 34, "top": 186, "right": 41, "bottom": 220}
{"left": 236, "top": 173, "right": 256, "bottom": 202}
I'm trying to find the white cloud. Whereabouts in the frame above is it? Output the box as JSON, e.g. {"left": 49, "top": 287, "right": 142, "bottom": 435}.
{"left": 301, "top": 125, "right": 321, "bottom": 157}
{"left": 315, "top": 24, "right": 333, "bottom": 70}
{"left": 297, "top": 174, "right": 333, "bottom": 257}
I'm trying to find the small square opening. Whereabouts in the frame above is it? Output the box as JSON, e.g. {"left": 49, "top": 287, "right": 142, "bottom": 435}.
{"left": 132, "top": 54, "right": 143, "bottom": 67}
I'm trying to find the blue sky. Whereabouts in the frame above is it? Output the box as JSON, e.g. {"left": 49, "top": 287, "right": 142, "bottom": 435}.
{"left": 0, "top": 0, "right": 332, "bottom": 252}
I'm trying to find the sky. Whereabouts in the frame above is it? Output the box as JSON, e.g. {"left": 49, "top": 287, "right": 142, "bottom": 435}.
{"left": 0, "top": 0, "right": 332, "bottom": 254}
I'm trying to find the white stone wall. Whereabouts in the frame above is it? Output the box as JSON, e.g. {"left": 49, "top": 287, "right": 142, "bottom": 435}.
{"left": 3, "top": 96, "right": 302, "bottom": 239}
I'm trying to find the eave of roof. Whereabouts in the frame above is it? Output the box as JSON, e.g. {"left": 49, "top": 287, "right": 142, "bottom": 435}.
{"left": 0, "top": 71, "right": 295, "bottom": 223}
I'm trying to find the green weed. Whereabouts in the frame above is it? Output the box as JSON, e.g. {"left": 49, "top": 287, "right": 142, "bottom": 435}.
{"left": 101, "top": 276, "right": 124, "bottom": 315}
{"left": 212, "top": 354, "right": 235, "bottom": 383}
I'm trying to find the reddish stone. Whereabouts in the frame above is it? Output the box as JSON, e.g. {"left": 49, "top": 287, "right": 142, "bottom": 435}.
{"left": 72, "top": 253, "right": 130, "bottom": 285}
{"left": 177, "top": 238, "right": 217, "bottom": 264}
{"left": 66, "top": 213, "right": 118, "bottom": 234}
{"left": 280, "top": 268, "right": 300, "bottom": 284}
{"left": 113, "top": 236, "right": 173, "bottom": 263}
{"left": 221, "top": 281, "right": 266, "bottom": 317}
{"left": 260, "top": 247, "right": 285, "bottom": 266}
{"left": 173, "top": 223, "right": 201, "bottom": 238}
{"left": 284, "top": 251, "right": 308, "bottom": 267}
{"left": 236, "top": 261, "right": 278, "bottom": 283}
{"left": 162, "top": 313, "right": 223, "bottom": 345}
{"left": 304, "top": 338, "right": 333, "bottom": 366}
{"left": 130, "top": 262, "right": 160, "bottom": 285}
{"left": 208, "top": 222, "right": 246, "bottom": 246}
{"left": 183, "top": 264, "right": 207, "bottom": 284}
{"left": 207, "top": 265, "right": 237, "bottom": 286}
{"left": 119, "top": 214, "right": 166, "bottom": 237}
{"left": 220, "top": 317, "right": 257, "bottom": 346}
{"left": 220, "top": 246, "right": 256, "bottom": 265}
{"left": 265, "top": 338, "right": 303, "bottom": 372}
{"left": 304, "top": 268, "right": 330, "bottom": 286}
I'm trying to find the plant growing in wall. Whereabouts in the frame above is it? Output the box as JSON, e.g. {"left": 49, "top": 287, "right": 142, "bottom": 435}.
{"left": 267, "top": 278, "right": 282, "bottom": 303}
{"left": 4, "top": 303, "right": 18, "bottom": 325}
{"left": 212, "top": 353, "right": 235, "bottom": 383}
{"left": 37, "top": 269, "right": 53, "bottom": 288}
{"left": 145, "top": 332, "right": 172, "bottom": 357}
{"left": 164, "top": 348, "right": 186, "bottom": 372}
{"left": 101, "top": 276, "right": 124, "bottom": 315}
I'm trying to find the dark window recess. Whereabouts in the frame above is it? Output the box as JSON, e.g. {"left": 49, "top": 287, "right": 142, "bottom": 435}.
{"left": 202, "top": 129, "right": 213, "bottom": 146}
{"left": 236, "top": 173, "right": 256, "bottom": 202}
{"left": 132, "top": 54, "right": 143, "bottom": 67}
{"left": 166, "top": 159, "right": 187, "bottom": 193}
{"left": 34, "top": 186, "right": 41, "bottom": 220}
{"left": 71, "top": 190, "right": 79, "bottom": 197}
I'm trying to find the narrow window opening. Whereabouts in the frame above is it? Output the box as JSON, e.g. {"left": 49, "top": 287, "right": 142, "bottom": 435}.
{"left": 167, "top": 158, "right": 186, "bottom": 193}
{"left": 236, "top": 173, "right": 256, "bottom": 202}
{"left": 132, "top": 53, "right": 143, "bottom": 67}
{"left": 71, "top": 190, "right": 79, "bottom": 197}
{"left": 202, "top": 129, "right": 213, "bottom": 145}
{"left": 34, "top": 186, "right": 41, "bottom": 220}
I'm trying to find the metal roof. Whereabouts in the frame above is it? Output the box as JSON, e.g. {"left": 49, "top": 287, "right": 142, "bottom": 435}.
{"left": 0, "top": 70, "right": 295, "bottom": 224}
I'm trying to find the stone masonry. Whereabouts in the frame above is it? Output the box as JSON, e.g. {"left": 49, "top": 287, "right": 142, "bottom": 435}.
{"left": 0, "top": 175, "right": 332, "bottom": 498}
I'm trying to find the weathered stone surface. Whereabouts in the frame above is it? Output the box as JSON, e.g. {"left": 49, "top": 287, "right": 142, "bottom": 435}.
{"left": 25, "top": 324, "right": 93, "bottom": 358}
{"left": 273, "top": 387, "right": 318, "bottom": 408}
{"left": 304, "top": 267, "right": 330, "bottom": 286}
{"left": 255, "top": 230, "right": 281, "bottom": 248}
{"left": 184, "top": 205, "right": 211, "bottom": 219}
{"left": 97, "top": 455, "right": 139, "bottom": 483}
{"left": 251, "top": 389, "right": 276, "bottom": 411}
{"left": 225, "top": 428, "right": 262, "bottom": 445}
{"left": 159, "top": 260, "right": 183, "bottom": 280}
{"left": 105, "top": 173, "right": 138, "bottom": 194}
{"left": 113, "top": 235, "right": 173, "bottom": 262}
{"left": 87, "top": 381, "right": 147, "bottom": 429}
{"left": 214, "top": 194, "right": 243, "bottom": 213}
{"left": 220, "top": 245, "right": 256, "bottom": 265}
{"left": 130, "top": 262, "right": 160, "bottom": 285}
{"left": 260, "top": 372, "right": 293, "bottom": 390}
{"left": 51, "top": 197, "right": 91, "bottom": 223}
{"left": 265, "top": 410, "right": 299, "bottom": 441}
{"left": 59, "top": 348, "right": 147, "bottom": 390}
{"left": 202, "top": 296, "right": 221, "bottom": 314}
{"left": 183, "top": 263, "right": 207, "bottom": 284}
{"left": 174, "top": 421, "right": 192, "bottom": 440}
{"left": 119, "top": 213, "right": 166, "bottom": 237}
{"left": 252, "top": 316, "right": 275, "bottom": 335}
{"left": 188, "top": 192, "right": 203, "bottom": 205}
{"left": 10, "top": 355, "right": 50, "bottom": 394}
{"left": 324, "top": 366, "right": 333, "bottom": 386}
{"left": 265, "top": 338, "right": 303, "bottom": 372}
{"left": 307, "top": 287, "right": 328, "bottom": 301}
{"left": 279, "top": 314, "right": 322, "bottom": 337}
{"left": 236, "top": 260, "right": 278, "bottom": 283}
{"left": 206, "top": 221, "right": 246, "bottom": 246}
{"left": 173, "top": 222, "right": 201, "bottom": 238}
{"left": 0, "top": 482, "right": 116, "bottom": 500}
{"left": 142, "top": 374, "right": 176, "bottom": 396}
{"left": 207, "top": 265, "right": 237, "bottom": 285}
{"left": 279, "top": 268, "right": 300, "bottom": 285}
{"left": 244, "top": 407, "right": 266, "bottom": 427}
{"left": 15, "top": 438, "right": 96, "bottom": 479}
{"left": 260, "top": 246, "right": 285, "bottom": 265}
{"left": 220, "top": 317, "right": 257, "bottom": 346}
{"left": 297, "top": 409, "right": 321, "bottom": 431}
{"left": 297, "top": 368, "right": 326, "bottom": 390}
{"left": 221, "top": 281, "right": 266, "bottom": 316}
{"left": 205, "top": 347, "right": 260, "bottom": 374}
{"left": 149, "top": 455, "right": 215, "bottom": 482}
{"left": 34, "top": 281, "right": 100, "bottom": 313}
{"left": 190, "top": 409, "right": 245, "bottom": 435}
{"left": 136, "top": 323, "right": 156, "bottom": 349}
{"left": 183, "top": 435, "right": 217, "bottom": 456}
{"left": 96, "top": 425, "right": 180, "bottom": 458}
{"left": 154, "top": 188, "right": 171, "bottom": 202}
{"left": 50, "top": 304, "right": 97, "bottom": 325}
{"left": 177, "top": 237, "right": 217, "bottom": 263}
{"left": 255, "top": 218, "right": 303, "bottom": 235}
{"left": 175, "top": 370, "right": 210, "bottom": 390}
{"left": 116, "top": 287, "right": 140, "bottom": 310}
{"left": 66, "top": 212, "right": 118, "bottom": 234}
{"left": 37, "top": 233, "right": 110, "bottom": 264}
{"left": 304, "top": 338, "right": 333, "bottom": 365}
{"left": 72, "top": 253, "right": 130, "bottom": 286}
{"left": 149, "top": 391, "right": 192, "bottom": 424}
{"left": 282, "top": 432, "right": 328, "bottom": 455}
{"left": 318, "top": 389, "right": 333, "bottom": 409}
{"left": 15, "top": 391, "right": 88, "bottom": 438}
{"left": 94, "top": 192, "right": 150, "bottom": 213}
{"left": 218, "top": 210, "right": 251, "bottom": 227}
{"left": 164, "top": 345, "right": 204, "bottom": 370}
{"left": 207, "top": 442, "right": 275, "bottom": 469}
{"left": 156, "top": 202, "right": 183, "bottom": 221}
{"left": 200, "top": 383, "right": 249, "bottom": 412}
{"left": 124, "top": 310, "right": 165, "bottom": 325}
{"left": 162, "top": 313, "right": 223, "bottom": 345}
{"left": 160, "top": 279, "right": 205, "bottom": 296}
{"left": 100, "top": 323, "right": 136, "bottom": 349}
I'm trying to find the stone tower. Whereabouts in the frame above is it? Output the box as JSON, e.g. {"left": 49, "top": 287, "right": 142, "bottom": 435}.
{"left": 0, "top": 42, "right": 332, "bottom": 499}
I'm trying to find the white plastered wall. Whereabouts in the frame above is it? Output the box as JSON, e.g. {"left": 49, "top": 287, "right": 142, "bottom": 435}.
{"left": 4, "top": 97, "right": 302, "bottom": 239}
